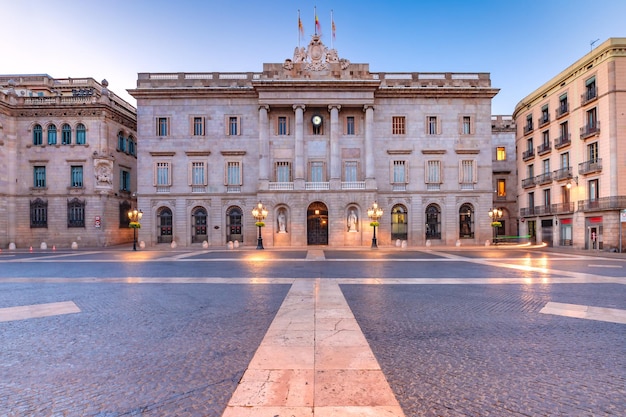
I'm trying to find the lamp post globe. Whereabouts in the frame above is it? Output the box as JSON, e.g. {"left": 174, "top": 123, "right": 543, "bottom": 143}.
{"left": 488, "top": 208, "right": 503, "bottom": 244}
{"left": 252, "top": 201, "right": 268, "bottom": 250}
{"left": 127, "top": 208, "right": 143, "bottom": 251}
{"left": 367, "top": 201, "right": 383, "bottom": 249}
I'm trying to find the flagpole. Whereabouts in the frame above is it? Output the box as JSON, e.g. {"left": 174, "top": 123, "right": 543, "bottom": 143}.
{"left": 330, "top": 9, "right": 334, "bottom": 49}
{"left": 298, "top": 9, "right": 301, "bottom": 47}
{"left": 314, "top": 6, "right": 317, "bottom": 36}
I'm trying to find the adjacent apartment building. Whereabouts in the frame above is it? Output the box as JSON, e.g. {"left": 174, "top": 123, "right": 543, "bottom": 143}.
{"left": 0, "top": 75, "right": 137, "bottom": 249}
{"left": 513, "top": 38, "right": 626, "bottom": 251}
{"left": 130, "top": 35, "right": 499, "bottom": 248}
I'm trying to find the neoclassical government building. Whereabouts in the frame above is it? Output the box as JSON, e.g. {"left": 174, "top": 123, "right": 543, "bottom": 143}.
{"left": 130, "top": 36, "right": 500, "bottom": 248}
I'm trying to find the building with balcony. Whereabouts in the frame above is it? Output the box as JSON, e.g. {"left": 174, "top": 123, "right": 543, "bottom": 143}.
{"left": 0, "top": 75, "right": 137, "bottom": 249}
{"left": 129, "top": 35, "right": 499, "bottom": 248}
{"left": 513, "top": 38, "right": 626, "bottom": 251}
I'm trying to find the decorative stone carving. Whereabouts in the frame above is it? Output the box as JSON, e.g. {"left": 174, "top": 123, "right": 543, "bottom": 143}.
{"left": 283, "top": 35, "right": 350, "bottom": 72}
{"left": 94, "top": 159, "right": 113, "bottom": 188}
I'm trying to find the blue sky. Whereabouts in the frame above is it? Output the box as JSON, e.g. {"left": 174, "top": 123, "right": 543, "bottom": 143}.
{"left": 3, "top": 0, "right": 625, "bottom": 114}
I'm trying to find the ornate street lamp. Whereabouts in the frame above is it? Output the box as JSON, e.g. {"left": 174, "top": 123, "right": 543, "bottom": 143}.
{"left": 488, "top": 208, "right": 503, "bottom": 244}
{"left": 251, "top": 201, "right": 268, "bottom": 250}
{"left": 367, "top": 201, "right": 383, "bottom": 249}
{"left": 127, "top": 208, "right": 143, "bottom": 251}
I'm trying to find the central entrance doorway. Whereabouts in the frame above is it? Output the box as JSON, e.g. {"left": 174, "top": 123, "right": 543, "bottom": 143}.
{"left": 307, "top": 202, "right": 328, "bottom": 245}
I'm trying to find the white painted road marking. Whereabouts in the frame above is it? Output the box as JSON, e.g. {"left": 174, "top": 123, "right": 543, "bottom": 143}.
{"left": 0, "top": 301, "right": 81, "bottom": 322}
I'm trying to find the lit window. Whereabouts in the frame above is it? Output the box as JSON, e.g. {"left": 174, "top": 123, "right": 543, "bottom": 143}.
{"left": 496, "top": 147, "right": 506, "bottom": 161}
{"left": 497, "top": 179, "right": 506, "bottom": 197}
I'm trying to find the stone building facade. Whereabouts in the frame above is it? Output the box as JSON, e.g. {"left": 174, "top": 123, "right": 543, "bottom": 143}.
{"left": 0, "top": 75, "right": 137, "bottom": 249}
{"left": 130, "top": 36, "right": 499, "bottom": 248}
{"left": 491, "top": 115, "right": 518, "bottom": 241}
{"left": 513, "top": 38, "right": 626, "bottom": 251}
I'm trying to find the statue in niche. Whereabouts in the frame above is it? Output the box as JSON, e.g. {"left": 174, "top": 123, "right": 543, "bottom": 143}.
{"left": 347, "top": 209, "right": 358, "bottom": 232}
{"left": 277, "top": 210, "right": 287, "bottom": 233}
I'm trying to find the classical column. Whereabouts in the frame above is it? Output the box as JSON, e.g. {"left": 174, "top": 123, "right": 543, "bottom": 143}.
{"left": 293, "top": 104, "right": 306, "bottom": 187}
{"left": 258, "top": 105, "right": 270, "bottom": 189}
{"left": 329, "top": 104, "right": 341, "bottom": 189}
{"left": 364, "top": 105, "right": 375, "bottom": 183}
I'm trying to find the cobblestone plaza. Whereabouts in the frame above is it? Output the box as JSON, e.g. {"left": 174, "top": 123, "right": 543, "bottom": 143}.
{"left": 0, "top": 247, "right": 624, "bottom": 416}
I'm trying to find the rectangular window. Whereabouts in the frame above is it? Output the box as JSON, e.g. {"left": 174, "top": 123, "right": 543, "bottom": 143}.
{"left": 462, "top": 116, "right": 471, "bottom": 135}
{"left": 275, "top": 161, "right": 292, "bottom": 182}
{"left": 346, "top": 116, "right": 355, "bottom": 135}
{"left": 71, "top": 166, "right": 83, "bottom": 188}
{"left": 559, "top": 93, "right": 568, "bottom": 115}
{"left": 427, "top": 116, "right": 438, "bottom": 135}
{"left": 426, "top": 160, "right": 441, "bottom": 183}
{"left": 190, "top": 162, "right": 206, "bottom": 186}
{"left": 459, "top": 160, "right": 476, "bottom": 184}
{"left": 392, "top": 160, "right": 407, "bottom": 183}
{"left": 544, "top": 188, "right": 551, "bottom": 207}
{"left": 540, "top": 104, "right": 549, "bottom": 124}
{"left": 589, "top": 179, "right": 599, "bottom": 201}
{"left": 392, "top": 116, "right": 405, "bottom": 135}
{"left": 560, "top": 152, "right": 569, "bottom": 169}
{"left": 277, "top": 117, "right": 288, "bottom": 135}
{"left": 343, "top": 161, "right": 358, "bottom": 182}
{"left": 227, "top": 116, "right": 241, "bottom": 136}
{"left": 528, "top": 164, "right": 534, "bottom": 178}
{"left": 585, "top": 76, "right": 596, "bottom": 101}
{"left": 193, "top": 117, "right": 204, "bottom": 136}
{"left": 496, "top": 147, "right": 506, "bottom": 161}
{"left": 586, "top": 108, "right": 597, "bottom": 128}
{"left": 588, "top": 142, "right": 598, "bottom": 162}
{"left": 497, "top": 179, "right": 506, "bottom": 197}
{"left": 118, "top": 134, "right": 126, "bottom": 152}
{"left": 156, "top": 117, "right": 169, "bottom": 136}
{"left": 528, "top": 192, "right": 535, "bottom": 210}
{"left": 34, "top": 166, "right": 46, "bottom": 188}
{"left": 310, "top": 161, "right": 324, "bottom": 182}
{"left": 526, "top": 114, "right": 533, "bottom": 131}
{"left": 120, "top": 169, "right": 131, "bottom": 191}
{"left": 226, "top": 161, "right": 242, "bottom": 185}
{"left": 543, "top": 158, "right": 550, "bottom": 174}
{"left": 154, "top": 162, "right": 171, "bottom": 186}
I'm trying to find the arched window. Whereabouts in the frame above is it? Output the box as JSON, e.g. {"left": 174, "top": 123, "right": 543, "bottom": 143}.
{"left": 426, "top": 204, "right": 441, "bottom": 239}
{"left": 76, "top": 123, "right": 86, "bottom": 144}
{"left": 226, "top": 206, "right": 243, "bottom": 243}
{"left": 61, "top": 124, "right": 72, "bottom": 145}
{"left": 157, "top": 207, "right": 173, "bottom": 243}
{"left": 192, "top": 207, "right": 207, "bottom": 243}
{"left": 33, "top": 124, "right": 43, "bottom": 145}
{"left": 119, "top": 201, "right": 131, "bottom": 227}
{"left": 391, "top": 204, "right": 408, "bottom": 241}
{"left": 67, "top": 198, "right": 85, "bottom": 227}
{"left": 47, "top": 124, "right": 57, "bottom": 145}
{"left": 30, "top": 198, "right": 47, "bottom": 228}
{"left": 459, "top": 204, "right": 474, "bottom": 238}
{"left": 128, "top": 135, "right": 136, "bottom": 156}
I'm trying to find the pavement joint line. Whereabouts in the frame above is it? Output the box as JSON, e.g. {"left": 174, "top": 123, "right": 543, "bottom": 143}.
{"left": 0, "top": 301, "right": 81, "bottom": 322}
{"left": 540, "top": 301, "right": 626, "bottom": 324}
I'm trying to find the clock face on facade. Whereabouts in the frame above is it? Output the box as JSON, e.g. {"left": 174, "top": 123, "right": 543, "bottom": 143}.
{"left": 312, "top": 115, "right": 322, "bottom": 127}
